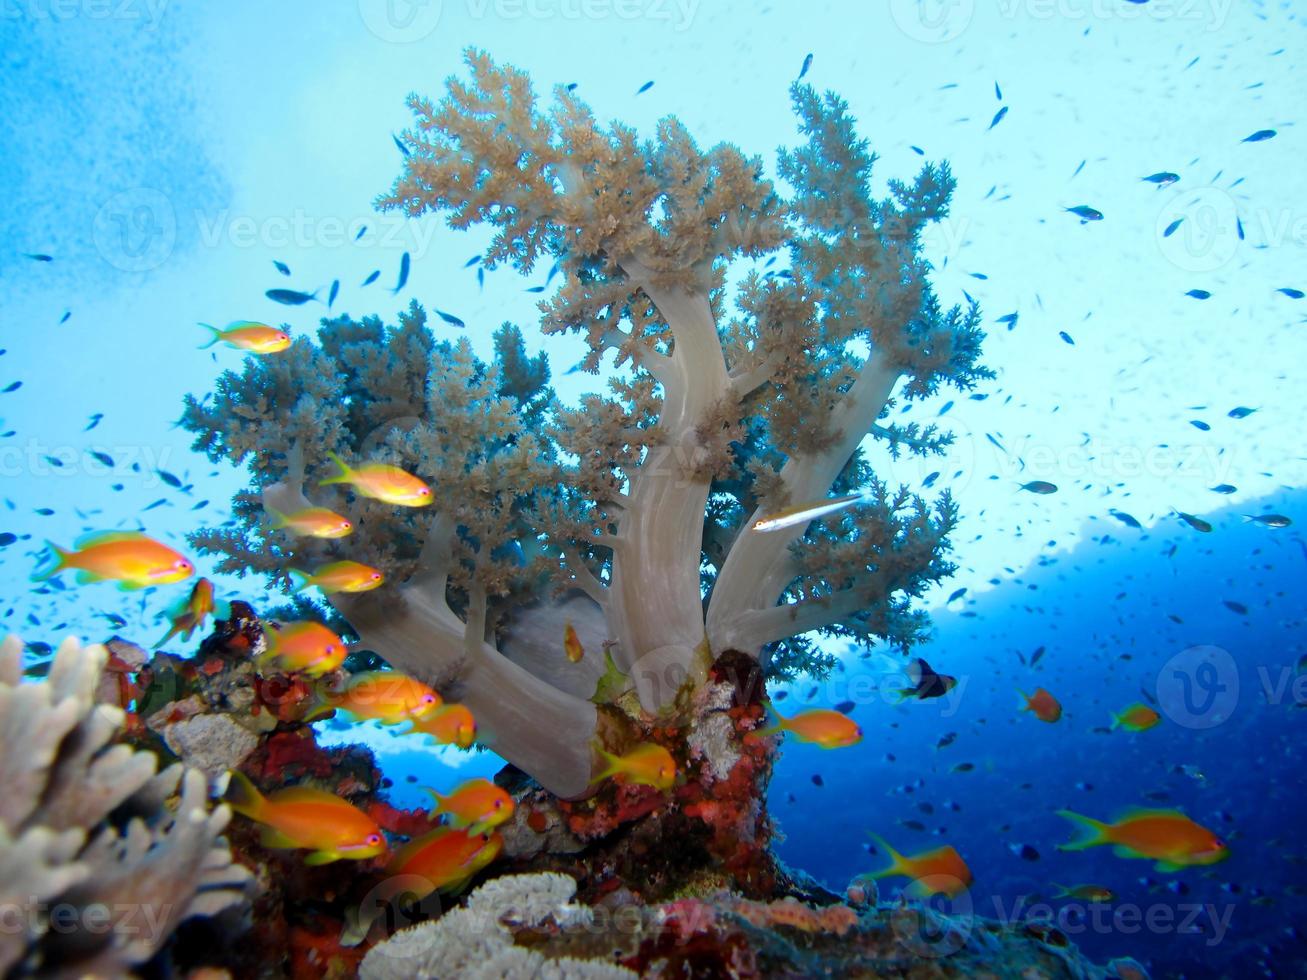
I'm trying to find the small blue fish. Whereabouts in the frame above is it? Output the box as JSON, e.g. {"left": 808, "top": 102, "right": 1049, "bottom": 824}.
{"left": 797, "top": 53, "right": 813, "bottom": 80}
{"left": 1142, "top": 172, "right": 1179, "bottom": 186}
{"left": 436, "top": 309, "right": 465, "bottom": 328}
{"left": 355, "top": 225, "right": 367, "bottom": 241}
{"left": 1241, "top": 129, "right": 1276, "bottom": 143}
{"left": 463, "top": 254, "right": 482, "bottom": 268}
{"left": 1275, "top": 287, "right": 1304, "bottom": 299}
{"left": 947, "top": 587, "right": 967, "bottom": 603}
{"left": 1109, "top": 510, "right": 1141, "bottom": 529}
{"left": 922, "top": 471, "right": 940, "bottom": 488}
{"left": 274, "top": 260, "right": 291, "bottom": 276}
{"left": 1059, "top": 331, "right": 1074, "bottom": 345}
{"left": 1236, "top": 217, "right": 1245, "bottom": 240}
{"left": 1174, "top": 510, "right": 1212, "bottom": 533}
{"left": 362, "top": 270, "right": 380, "bottom": 287}
{"left": 2, "top": 382, "right": 21, "bottom": 394}
{"left": 328, "top": 279, "right": 340, "bottom": 308}
{"left": 1066, "top": 205, "right": 1103, "bottom": 222}
{"left": 1019, "top": 481, "right": 1058, "bottom": 494}
{"left": 1185, "top": 289, "right": 1211, "bottom": 300}
{"left": 636, "top": 80, "right": 654, "bottom": 95}
{"left": 1209, "top": 484, "right": 1237, "bottom": 494}
{"left": 1190, "top": 420, "right": 1210, "bottom": 431}
{"left": 1227, "top": 406, "right": 1256, "bottom": 419}
{"left": 1163, "top": 218, "right": 1184, "bottom": 238}
{"left": 996, "top": 312, "right": 1019, "bottom": 330}
{"left": 393, "top": 133, "right": 410, "bottom": 156}
{"left": 266, "top": 288, "right": 318, "bottom": 306}
{"left": 988, "top": 106, "right": 1008, "bottom": 131}
{"left": 392, "top": 251, "right": 410, "bottom": 294}
{"left": 995, "top": 81, "right": 1002, "bottom": 100}
{"left": 24, "top": 253, "right": 53, "bottom": 262}
{"left": 85, "top": 413, "right": 103, "bottom": 431}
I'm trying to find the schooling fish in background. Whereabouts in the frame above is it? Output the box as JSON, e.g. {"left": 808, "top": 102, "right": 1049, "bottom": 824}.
{"left": 1018, "top": 481, "right": 1058, "bottom": 494}
{"left": 318, "top": 450, "right": 432, "bottom": 506}
{"left": 361, "top": 270, "right": 380, "bottom": 286}
{"left": 221, "top": 770, "right": 387, "bottom": 865}
{"left": 1142, "top": 171, "right": 1180, "bottom": 187}
{"left": 1052, "top": 883, "right": 1116, "bottom": 903}
{"left": 32, "top": 531, "right": 194, "bottom": 590}
{"left": 328, "top": 279, "right": 340, "bottom": 308}
{"left": 896, "top": 657, "right": 957, "bottom": 701}
{"left": 1244, "top": 513, "right": 1292, "bottom": 528}
{"left": 1173, "top": 510, "right": 1213, "bottom": 533}
{"left": 154, "top": 577, "right": 226, "bottom": 648}
{"left": 757, "top": 705, "right": 863, "bottom": 748}
{"left": 1065, "top": 205, "right": 1104, "bottom": 222}
{"left": 266, "top": 287, "right": 319, "bottom": 305}
{"left": 862, "top": 833, "right": 973, "bottom": 898}
{"left": 1056, "top": 808, "right": 1229, "bottom": 871}
{"left": 424, "top": 778, "right": 514, "bottom": 835}
{"left": 1018, "top": 687, "right": 1062, "bottom": 723}
{"left": 391, "top": 251, "right": 410, "bottom": 294}
{"left": 273, "top": 260, "right": 291, "bottom": 276}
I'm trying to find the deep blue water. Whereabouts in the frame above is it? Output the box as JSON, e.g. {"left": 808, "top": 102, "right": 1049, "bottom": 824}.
{"left": 770, "top": 489, "right": 1307, "bottom": 979}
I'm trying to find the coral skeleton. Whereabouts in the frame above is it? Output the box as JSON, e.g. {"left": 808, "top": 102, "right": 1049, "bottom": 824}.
{"left": 0, "top": 635, "right": 251, "bottom": 977}
{"left": 181, "top": 48, "right": 988, "bottom": 801}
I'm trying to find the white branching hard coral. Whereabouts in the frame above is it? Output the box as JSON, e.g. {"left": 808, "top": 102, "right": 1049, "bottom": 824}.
{"left": 360, "top": 872, "right": 634, "bottom": 980}
{"left": 183, "top": 48, "right": 988, "bottom": 798}
{"left": 0, "top": 635, "right": 251, "bottom": 977}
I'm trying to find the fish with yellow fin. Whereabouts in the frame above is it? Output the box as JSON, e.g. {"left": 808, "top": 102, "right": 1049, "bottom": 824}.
{"left": 424, "top": 778, "right": 514, "bottom": 835}
{"left": 1111, "top": 703, "right": 1161, "bottom": 732}
{"left": 198, "top": 321, "right": 291, "bottom": 354}
{"left": 304, "top": 670, "right": 442, "bottom": 724}
{"left": 594, "top": 742, "right": 677, "bottom": 791}
{"left": 407, "top": 703, "right": 477, "bottom": 748}
{"left": 268, "top": 505, "right": 353, "bottom": 539}
{"left": 33, "top": 531, "right": 194, "bottom": 590}
{"left": 221, "top": 770, "right": 386, "bottom": 865}
{"left": 386, "top": 827, "right": 503, "bottom": 898}
{"left": 291, "top": 560, "right": 385, "bottom": 594}
{"left": 258, "top": 621, "right": 347, "bottom": 677}
{"left": 319, "top": 450, "right": 432, "bottom": 507}
{"left": 757, "top": 705, "right": 862, "bottom": 748}
{"left": 155, "top": 577, "right": 227, "bottom": 648}
{"left": 1056, "top": 807, "right": 1229, "bottom": 871}
{"left": 563, "top": 621, "right": 585, "bottom": 663}
{"left": 864, "top": 833, "right": 973, "bottom": 898}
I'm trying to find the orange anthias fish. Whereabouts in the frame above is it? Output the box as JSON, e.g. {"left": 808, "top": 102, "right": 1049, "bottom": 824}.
{"left": 33, "top": 531, "right": 194, "bottom": 590}
{"left": 595, "top": 742, "right": 677, "bottom": 791}
{"left": 1052, "top": 883, "right": 1116, "bottom": 903}
{"left": 319, "top": 450, "right": 432, "bottom": 507}
{"left": 758, "top": 706, "right": 863, "bottom": 748}
{"left": 387, "top": 827, "right": 503, "bottom": 898}
{"left": 198, "top": 321, "right": 291, "bottom": 354}
{"left": 269, "top": 506, "right": 353, "bottom": 539}
{"left": 305, "top": 670, "right": 442, "bottom": 724}
{"left": 292, "top": 560, "right": 385, "bottom": 594}
{"left": 865, "top": 833, "right": 974, "bottom": 898}
{"left": 1056, "top": 808, "right": 1230, "bottom": 871}
{"left": 563, "top": 621, "right": 584, "bottom": 663}
{"left": 407, "top": 703, "right": 477, "bottom": 748}
{"left": 221, "top": 770, "right": 386, "bottom": 865}
{"left": 425, "top": 778, "right": 514, "bottom": 835}
{"left": 155, "top": 577, "right": 226, "bottom": 648}
{"left": 259, "top": 621, "right": 347, "bottom": 677}
{"left": 1020, "top": 687, "right": 1063, "bottom": 723}
{"left": 1112, "top": 703, "right": 1161, "bottom": 732}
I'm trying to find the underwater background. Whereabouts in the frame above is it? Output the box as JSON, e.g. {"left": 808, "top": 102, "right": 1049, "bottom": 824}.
{"left": 3, "top": 1, "right": 1306, "bottom": 978}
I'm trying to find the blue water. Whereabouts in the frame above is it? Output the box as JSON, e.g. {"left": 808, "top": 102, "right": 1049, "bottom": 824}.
{"left": 771, "top": 489, "right": 1307, "bottom": 977}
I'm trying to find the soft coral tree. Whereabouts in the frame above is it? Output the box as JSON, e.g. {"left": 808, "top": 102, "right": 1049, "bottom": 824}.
{"left": 182, "top": 50, "right": 988, "bottom": 805}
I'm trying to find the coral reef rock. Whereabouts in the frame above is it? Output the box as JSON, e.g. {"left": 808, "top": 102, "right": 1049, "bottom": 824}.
{"left": 0, "top": 635, "right": 252, "bottom": 977}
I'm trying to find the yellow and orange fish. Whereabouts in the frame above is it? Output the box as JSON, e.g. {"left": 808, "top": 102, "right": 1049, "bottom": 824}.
{"left": 258, "top": 621, "right": 347, "bottom": 677}
{"left": 563, "top": 621, "right": 584, "bottom": 663}
{"left": 758, "top": 706, "right": 862, "bottom": 748}
{"left": 424, "top": 778, "right": 514, "bottom": 835}
{"left": 33, "top": 531, "right": 194, "bottom": 590}
{"left": 1111, "top": 703, "right": 1161, "bottom": 732}
{"left": 1052, "top": 883, "right": 1116, "bottom": 903}
{"left": 268, "top": 506, "right": 353, "bottom": 539}
{"left": 319, "top": 451, "right": 431, "bottom": 507}
{"left": 155, "top": 577, "right": 225, "bottom": 648}
{"left": 221, "top": 770, "right": 386, "bottom": 865}
{"left": 1056, "top": 807, "right": 1229, "bottom": 871}
{"left": 865, "top": 833, "right": 973, "bottom": 898}
{"left": 407, "top": 703, "right": 477, "bottom": 748}
{"left": 305, "top": 670, "right": 442, "bottom": 724}
{"left": 594, "top": 742, "right": 677, "bottom": 791}
{"left": 386, "top": 826, "right": 503, "bottom": 898}
{"left": 291, "top": 560, "right": 385, "bottom": 594}
{"left": 1020, "top": 687, "right": 1062, "bottom": 723}
{"left": 198, "top": 321, "right": 291, "bottom": 354}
